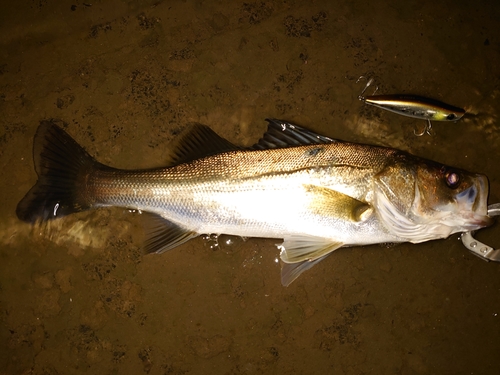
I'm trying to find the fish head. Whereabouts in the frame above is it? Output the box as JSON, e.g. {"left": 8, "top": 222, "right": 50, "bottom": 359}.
{"left": 374, "top": 155, "right": 492, "bottom": 243}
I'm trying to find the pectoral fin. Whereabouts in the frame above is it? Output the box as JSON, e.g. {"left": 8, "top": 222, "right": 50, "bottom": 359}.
{"left": 278, "top": 186, "right": 371, "bottom": 270}
{"left": 306, "top": 185, "right": 372, "bottom": 221}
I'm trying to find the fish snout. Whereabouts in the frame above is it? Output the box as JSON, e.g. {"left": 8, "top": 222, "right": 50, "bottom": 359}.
{"left": 455, "top": 174, "right": 493, "bottom": 228}
{"left": 455, "top": 175, "right": 488, "bottom": 213}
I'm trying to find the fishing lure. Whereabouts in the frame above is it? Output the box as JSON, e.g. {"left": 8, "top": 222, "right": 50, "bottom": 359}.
{"left": 357, "top": 77, "right": 466, "bottom": 136}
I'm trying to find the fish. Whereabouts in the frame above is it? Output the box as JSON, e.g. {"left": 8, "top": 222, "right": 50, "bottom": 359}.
{"left": 16, "top": 119, "right": 492, "bottom": 285}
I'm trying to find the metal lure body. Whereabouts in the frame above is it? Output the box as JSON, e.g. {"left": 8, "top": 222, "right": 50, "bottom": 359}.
{"left": 362, "top": 94, "right": 466, "bottom": 122}
{"left": 356, "top": 76, "right": 466, "bottom": 135}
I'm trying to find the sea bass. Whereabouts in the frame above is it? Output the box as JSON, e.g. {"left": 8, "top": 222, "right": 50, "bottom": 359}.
{"left": 17, "top": 119, "right": 492, "bottom": 285}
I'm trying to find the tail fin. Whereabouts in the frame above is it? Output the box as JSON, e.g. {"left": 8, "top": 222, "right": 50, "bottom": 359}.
{"left": 16, "top": 121, "right": 100, "bottom": 223}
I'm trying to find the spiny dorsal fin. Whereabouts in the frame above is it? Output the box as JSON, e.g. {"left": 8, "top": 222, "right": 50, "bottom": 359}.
{"left": 166, "top": 123, "right": 239, "bottom": 165}
{"left": 251, "top": 119, "right": 338, "bottom": 150}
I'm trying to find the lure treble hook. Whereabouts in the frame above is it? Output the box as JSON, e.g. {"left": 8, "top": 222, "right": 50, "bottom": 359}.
{"left": 356, "top": 76, "right": 378, "bottom": 100}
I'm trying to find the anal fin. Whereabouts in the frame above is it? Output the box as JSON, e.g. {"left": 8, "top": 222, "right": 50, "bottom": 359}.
{"left": 142, "top": 212, "right": 198, "bottom": 254}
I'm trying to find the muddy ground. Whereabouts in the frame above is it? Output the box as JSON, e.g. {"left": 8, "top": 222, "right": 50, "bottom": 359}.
{"left": 1, "top": 0, "right": 500, "bottom": 374}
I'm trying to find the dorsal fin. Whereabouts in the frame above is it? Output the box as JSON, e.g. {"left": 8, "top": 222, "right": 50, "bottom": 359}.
{"left": 251, "top": 119, "right": 338, "bottom": 150}
{"left": 166, "top": 123, "right": 240, "bottom": 165}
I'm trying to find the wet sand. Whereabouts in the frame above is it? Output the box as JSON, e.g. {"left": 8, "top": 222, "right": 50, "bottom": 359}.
{"left": 1, "top": 0, "right": 499, "bottom": 374}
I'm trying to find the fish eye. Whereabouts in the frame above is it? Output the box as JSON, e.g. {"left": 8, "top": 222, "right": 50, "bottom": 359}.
{"left": 445, "top": 170, "right": 460, "bottom": 188}
{"left": 446, "top": 113, "right": 457, "bottom": 120}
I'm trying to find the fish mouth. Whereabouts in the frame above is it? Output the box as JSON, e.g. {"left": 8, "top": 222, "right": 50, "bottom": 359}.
{"left": 457, "top": 212, "right": 494, "bottom": 230}
{"left": 453, "top": 174, "right": 493, "bottom": 229}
